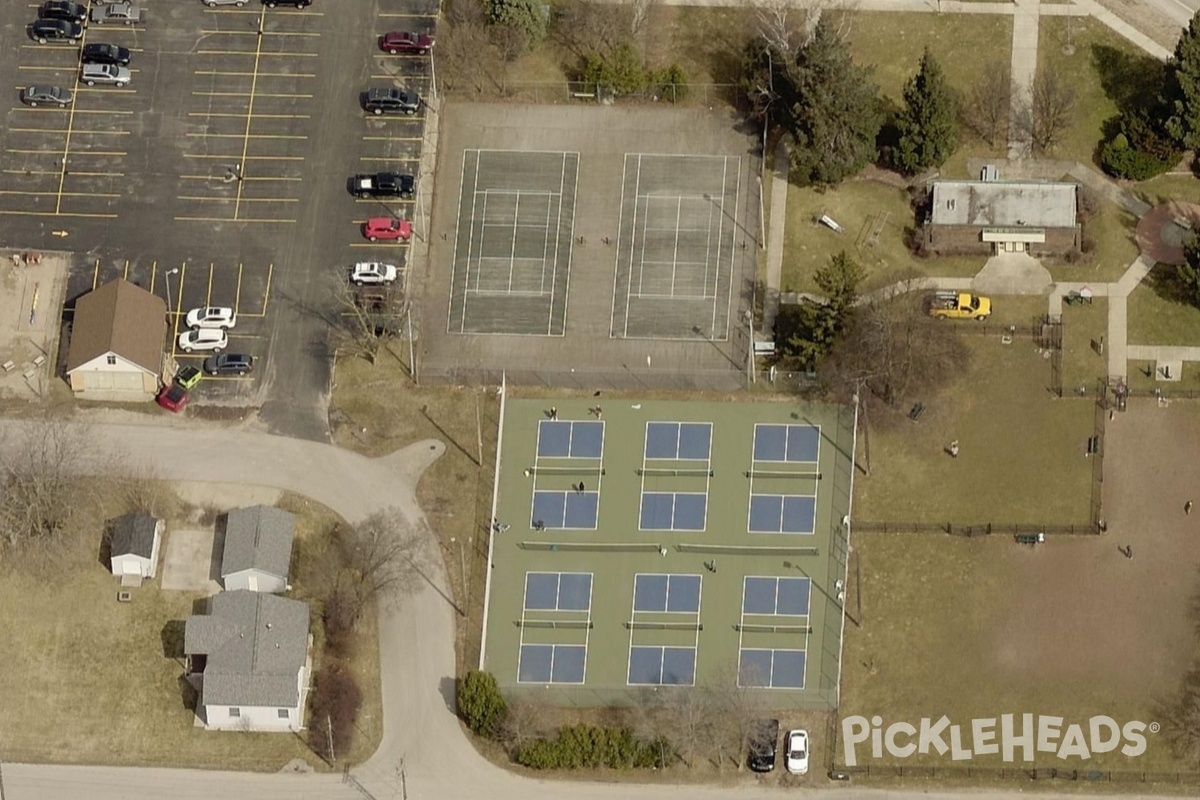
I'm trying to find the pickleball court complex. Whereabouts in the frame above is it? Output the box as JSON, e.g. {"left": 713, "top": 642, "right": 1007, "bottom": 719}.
{"left": 480, "top": 397, "right": 857, "bottom": 708}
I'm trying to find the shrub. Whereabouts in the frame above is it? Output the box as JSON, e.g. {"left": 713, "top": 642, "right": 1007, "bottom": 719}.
{"left": 488, "top": 0, "right": 547, "bottom": 51}
{"left": 580, "top": 44, "right": 647, "bottom": 96}
{"left": 458, "top": 670, "right": 508, "bottom": 737}
{"left": 649, "top": 63, "right": 688, "bottom": 103}
{"left": 514, "top": 724, "right": 665, "bottom": 769}
{"left": 307, "top": 660, "right": 362, "bottom": 763}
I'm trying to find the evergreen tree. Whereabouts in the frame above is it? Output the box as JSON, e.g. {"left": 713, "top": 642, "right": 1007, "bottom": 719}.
{"left": 893, "top": 49, "right": 959, "bottom": 174}
{"left": 785, "top": 18, "right": 882, "bottom": 186}
{"left": 1166, "top": 11, "right": 1200, "bottom": 150}
{"left": 1179, "top": 237, "right": 1200, "bottom": 307}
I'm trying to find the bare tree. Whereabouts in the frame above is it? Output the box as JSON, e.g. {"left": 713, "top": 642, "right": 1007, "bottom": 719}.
{"left": 964, "top": 60, "right": 1010, "bottom": 147}
{"left": 648, "top": 686, "right": 717, "bottom": 768}
{"left": 756, "top": 0, "right": 803, "bottom": 61}
{"left": 335, "top": 508, "right": 425, "bottom": 621}
{"left": 325, "top": 271, "right": 408, "bottom": 367}
{"left": 553, "top": 0, "right": 631, "bottom": 60}
{"left": 1026, "top": 69, "right": 1076, "bottom": 154}
{"left": 628, "top": 0, "right": 657, "bottom": 37}
{"left": 1160, "top": 662, "right": 1200, "bottom": 764}
{"left": 440, "top": 0, "right": 501, "bottom": 93}
{"left": 705, "top": 659, "right": 767, "bottom": 770}
{"left": 501, "top": 700, "right": 553, "bottom": 751}
{"left": 0, "top": 414, "right": 98, "bottom": 557}
{"left": 825, "top": 280, "right": 970, "bottom": 408}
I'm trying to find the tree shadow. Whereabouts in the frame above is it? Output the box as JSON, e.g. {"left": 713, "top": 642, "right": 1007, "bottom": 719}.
{"left": 1090, "top": 44, "right": 1168, "bottom": 115}
{"left": 1145, "top": 262, "right": 1191, "bottom": 305}
{"left": 161, "top": 619, "right": 186, "bottom": 660}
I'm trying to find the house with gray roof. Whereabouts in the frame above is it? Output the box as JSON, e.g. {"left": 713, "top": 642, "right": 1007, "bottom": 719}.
{"left": 184, "top": 590, "right": 312, "bottom": 731}
{"left": 109, "top": 512, "right": 163, "bottom": 585}
{"left": 923, "top": 178, "right": 1081, "bottom": 256}
{"left": 221, "top": 506, "right": 295, "bottom": 594}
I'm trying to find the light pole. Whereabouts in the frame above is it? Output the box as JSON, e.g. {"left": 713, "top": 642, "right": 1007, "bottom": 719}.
{"left": 164, "top": 268, "right": 180, "bottom": 315}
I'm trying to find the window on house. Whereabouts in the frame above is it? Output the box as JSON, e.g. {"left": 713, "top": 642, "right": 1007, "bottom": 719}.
{"left": 229, "top": 707, "right": 241, "bottom": 718}
{"left": 106, "top": 355, "right": 116, "bottom": 365}
{"left": 278, "top": 708, "right": 289, "bottom": 719}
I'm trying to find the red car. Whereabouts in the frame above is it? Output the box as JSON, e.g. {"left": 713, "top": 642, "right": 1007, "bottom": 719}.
{"left": 156, "top": 383, "right": 189, "bottom": 413}
{"left": 379, "top": 31, "right": 434, "bottom": 55}
{"left": 363, "top": 216, "right": 413, "bottom": 242}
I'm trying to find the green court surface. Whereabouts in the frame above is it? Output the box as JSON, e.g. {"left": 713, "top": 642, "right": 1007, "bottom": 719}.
{"left": 481, "top": 396, "right": 856, "bottom": 709}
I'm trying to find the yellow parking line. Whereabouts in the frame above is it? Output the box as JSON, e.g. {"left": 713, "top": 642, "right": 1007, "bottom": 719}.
{"left": 0, "top": 210, "right": 118, "bottom": 218}
{"left": 8, "top": 128, "right": 130, "bottom": 135}
{"left": 361, "top": 136, "right": 423, "bottom": 142}
{"left": 174, "top": 216, "right": 296, "bottom": 223}
{"left": 17, "top": 108, "right": 135, "bottom": 115}
{"left": 183, "top": 153, "right": 305, "bottom": 161}
{"left": 200, "top": 29, "right": 321, "bottom": 37}
{"left": 193, "top": 71, "right": 316, "bottom": 78}
{"left": 148, "top": 260, "right": 157, "bottom": 295}
{"left": 349, "top": 243, "right": 411, "bottom": 249}
{"left": 123, "top": 259, "right": 130, "bottom": 281}
{"left": 356, "top": 197, "right": 414, "bottom": 204}
{"left": 191, "top": 91, "right": 313, "bottom": 98}
{"left": 379, "top": 12, "right": 438, "bottom": 17}
{"left": 4, "top": 169, "right": 125, "bottom": 177}
{"left": 178, "top": 174, "right": 302, "bottom": 182}
{"left": 206, "top": 263, "right": 215, "bottom": 306}
{"left": 260, "top": 263, "right": 272, "bottom": 315}
{"left": 234, "top": 263, "right": 244, "bottom": 312}
{"left": 92, "top": 259, "right": 100, "bottom": 290}
{"left": 197, "top": 50, "right": 319, "bottom": 57}
{"left": 358, "top": 156, "right": 418, "bottom": 163}
{"left": 188, "top": 112, "right": 311, "bottom": 119}
{"left": 18, "top": 65, "right": 77, "bottom": 72}
{"left": 177, "top": 196, "right": 234, "bottom": 202}
{"left": 0, "top": 190, "right": 120, "bottom": 198}
{"left": 186, "top": 133, "right": 308, "bottom": 140}
{"left": 177, "top": 196, "right": 298, "bottom": 203}
{"left": 6, "top": 148, "right": 127, "bottom": 157}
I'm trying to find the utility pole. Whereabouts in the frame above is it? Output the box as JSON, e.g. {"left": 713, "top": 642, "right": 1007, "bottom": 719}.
{"left": 475, "top": 392, "right": 483, "bottom": 466}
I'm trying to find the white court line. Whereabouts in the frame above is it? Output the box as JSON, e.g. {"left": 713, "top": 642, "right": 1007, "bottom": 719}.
{"left": 539, "top": 188, "right": 552, "bottom": 296}
{"left": 449, "top": 151, "right": 469, "bottom": 335}
{"left": 636, "top": 193, "right": 654, "bottom": 298}
{"left": 461, "top": 151, "right": 482, "bottom": 333}
{"left": 546, "top": 153, "right": 567, "bottom": 334}
{"left": 704, "top": 183, "right": 717, "bottom": 306}
{"left": 710, "top": 156, "right": 730, "bottom": 333}
{"left": 477, "top": 189, "right": 491, "bottom": 294}
{"left": 722, "top": 156, "right": 742, "bottom": 339}
{"left": 622, "top": 154, "right": 643, "bottom": 338}
{"left": 671, "top": 196, "right": 683, "bottom": 296}
{"left": 559, "top": 154, "right": 580, "bottom": 338}
{"left": 608, "top": 154, "right": 632, "bottom": 338}
{"left": 507, "top": 191, "right": 520, "bottom": 292}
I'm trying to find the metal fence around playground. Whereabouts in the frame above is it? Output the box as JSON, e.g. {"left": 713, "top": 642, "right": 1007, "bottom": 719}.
{"left": 439, "top": 81, "right": 748, "bottom": 111}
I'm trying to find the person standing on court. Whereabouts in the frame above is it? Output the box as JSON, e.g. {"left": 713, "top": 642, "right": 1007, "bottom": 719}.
{"left": 1187, "top": 500, "right": 1193, "bottom": 515}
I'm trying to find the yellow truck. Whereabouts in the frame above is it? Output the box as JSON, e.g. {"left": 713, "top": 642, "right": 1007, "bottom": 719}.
{"left": 926, "top": 291, "right": 991, "bottom": 321}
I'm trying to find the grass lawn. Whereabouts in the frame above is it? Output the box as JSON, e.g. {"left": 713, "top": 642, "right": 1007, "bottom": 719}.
{"left": 1135, "top": 173, "right": 1200, "bottom": 207}
{"left": 330, "top": 346, "right": 498, "bottom": 673}
{"left": 1038, "top": 17, "right": 1160, "bottom": 166}
{"left": 853, "top": 336, "right": 1093, "bottom": 525}
{"left": 1046, "top": 202, "right": 1140, "bottom": 284}
{"left": 1126, "top": 273, "right": 1200, "bottom": 346}
{"left": 782, "top": 180, "right": 985, "bottom": 295}
{"left": 1060, "top": 298, "right": 1108, "bottom": 390}
{"left": 0, "top": 489, "right": 379, "bottom": 770}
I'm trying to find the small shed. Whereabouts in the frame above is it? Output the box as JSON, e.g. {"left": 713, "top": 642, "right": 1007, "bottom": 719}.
{"left": 65, "top": 279, "right": 167, "bottom": 401}
{"left": 109, "top": 513, "right": 163, "bottom": 585}
{"left": 221, "top": 506, "right": 296, "bottom": 594}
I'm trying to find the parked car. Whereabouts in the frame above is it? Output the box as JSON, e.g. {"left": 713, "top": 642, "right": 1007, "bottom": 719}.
{"left": 263, "top": 0, "right": 311, "bottom": 6}
{"left": 38, "top": 1, "right": 87, "bottom": 23}
{"left": 785, "top": 729, "right": 809, "bottom": 775}
{"left": 81, "top": 63, "right": 131, "bottom": 87}
{"left": 203, "top": 353, "right": 254, "bottom": 376}
{"left": 379, "top": 31, "right": 435, "bottom": 55}
{"left": 747, "top": 719, "right": 780, "bottom": 773}
{"left": 362, "top": 217, "right": 412, "bottom": 242}
{"left": 156, "top": 383, "right": 189, "bottom": 413}
{"left": 21, "top": 85, "right": 73, "bottom": 107}
{"left": 30, "top": 19, "right": 82, "bottom": 43}
{"left": 363, "top": 87, "right": 420, "bottom": 115}
{"left": 185, "top": 306, "right": 237, "bottom": 330}
{"left": 175, "top": 365, "right": 203, "bottom": 390}
{"left": 349, "top": 172, "right": 415, "bottom": 199}
{"left": 351, "top": 262, "right": 398, "bottom": 285}
{"left": 178, "top": 328, "right": 227, "bottom": 353}
{"left": 82, "top": 43, "right": 132, "bottom": 66}
{"left": 90, "top": 1, "right": 142, "bottom": 25}
{"left": 204, "top": 0, "right": 247, "bottom": 5}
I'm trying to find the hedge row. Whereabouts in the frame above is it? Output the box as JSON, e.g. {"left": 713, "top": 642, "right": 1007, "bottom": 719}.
{"left": 515, "top": 724, "right": 667, "bottom": 770}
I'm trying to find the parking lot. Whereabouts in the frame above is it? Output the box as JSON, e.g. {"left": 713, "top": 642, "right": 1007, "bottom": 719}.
{"left": 0, "top": 0, "right": 439, "bottom": 435}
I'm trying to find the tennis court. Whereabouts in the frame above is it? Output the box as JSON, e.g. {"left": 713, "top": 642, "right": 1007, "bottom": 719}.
{"left": 610, "top": 154, "right": 742, "bottom": 341}
{"left": 481, "top": 397, "right": 857, "bottom": 708}
{"left": 448, "top": 150, "right": 579, "bottom": 336}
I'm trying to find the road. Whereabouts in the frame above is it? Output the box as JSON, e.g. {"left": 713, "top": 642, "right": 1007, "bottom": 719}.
{"left": 0, "top": 417, "right": 1173, "bottom": 800}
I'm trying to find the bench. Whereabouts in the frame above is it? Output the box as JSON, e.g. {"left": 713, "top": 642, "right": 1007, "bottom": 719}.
{"left": 908, "top": 403, "right": 925, "bottom": 421}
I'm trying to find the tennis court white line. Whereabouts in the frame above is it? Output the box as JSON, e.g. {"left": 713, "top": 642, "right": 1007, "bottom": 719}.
{"left": 458, "top": 151, "right": 481, "bottom": 333}
{"left": 536, "top": 185, "right": 552, "bottom": 295}
{"left": 475, "top": 189, "right": 491, "bottom": 295}
{"left": 623, "top": 154, "right": 644, "bottom": 337}
{"left": 609, "top": 155, "right": 633, "bottom": 338}
{"left": 474, "top": 189, "right": 563, "bottom": 199}
{"left": 671, "top": 197, "right": 683, "bottom": 296}
{"left": 545, "top": 153, "right": 567, "bottom": 332}
{"left": 507, "top": 192, "right": 520, "bottom": 292}
{"left": 722, "top": 156, "right": 742, "bottom": 338}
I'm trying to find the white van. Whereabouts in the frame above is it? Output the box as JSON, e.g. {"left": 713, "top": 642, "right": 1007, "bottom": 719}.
{"left": 81, "top": 63, "right": 131, "bottom": 86}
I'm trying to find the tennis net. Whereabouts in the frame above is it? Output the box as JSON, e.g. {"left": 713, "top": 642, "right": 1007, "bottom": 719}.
{"left": 637, "top": 467, "right": 713, "bottom": 478}
{"left": 745, "top": 470, "right": 822, "bottom": 480}
{"left": 524, "top": 465, "right": 605, "bottom": 477}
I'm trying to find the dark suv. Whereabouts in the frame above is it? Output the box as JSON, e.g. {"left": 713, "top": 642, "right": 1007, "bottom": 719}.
{"left": 82, "top": 43, "right": 133, "bottom": 66}
{"left": 203, "top": 353, "right": 254, "bottom": 376}
{"left": 747, "top": 719, "right": 780, "bottom": 773}
{"left": 39, "top": 1, "right": 87, "bottom": 22}
{"left": 30, "top": 19, "right": 82, "bottom": 43}
{"left": 349, "top": 172, "right": 415, "bottom": 199}
{"left": 263, "top": 0, "right": 311, "bottom": 7}
{"left": 363, "top": 87, "right": 420, "bottom": 116}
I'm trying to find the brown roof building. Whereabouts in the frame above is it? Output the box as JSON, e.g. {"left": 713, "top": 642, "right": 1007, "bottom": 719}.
{"left": 66, "top": 279, "right": 167, "bottom": 400}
